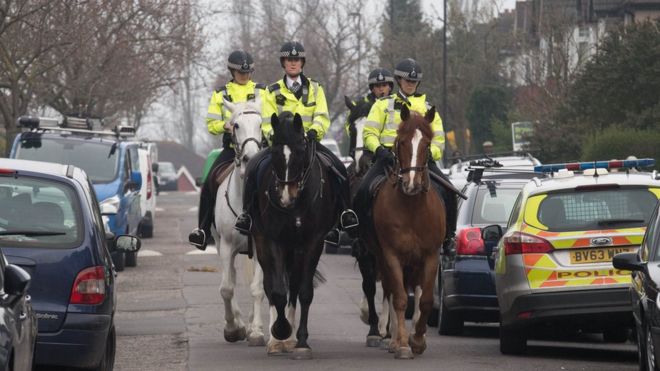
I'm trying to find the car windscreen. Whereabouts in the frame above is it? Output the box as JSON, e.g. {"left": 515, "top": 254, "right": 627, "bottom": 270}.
{"left": 536, "top": 187, "right": 659, "bottom": 232}
{"left": 472, "top": 186, "right": 522, "bottom": 225}
{"left": 0, "top": 176, "right": 83, "bottom": 248}
{"left": 159, "top": 162, "right": 176, "bottom": 175}
{"left": 15, "top": 137, "right": 119, "bottom": 183}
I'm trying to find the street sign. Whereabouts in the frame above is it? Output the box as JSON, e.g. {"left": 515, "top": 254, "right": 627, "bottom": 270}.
{"left": 511, "top": 121, "right": 534, "bottom": 151}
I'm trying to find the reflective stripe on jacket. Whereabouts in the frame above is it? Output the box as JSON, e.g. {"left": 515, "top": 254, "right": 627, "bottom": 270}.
{"left": 363, "top": 92, "right": 445, "bottom": 161}
{"left": 206, "top": 80, "right": 268, "bottom": 135}
{"left": 262, "top": 76, "right": 329, "bottom": 141}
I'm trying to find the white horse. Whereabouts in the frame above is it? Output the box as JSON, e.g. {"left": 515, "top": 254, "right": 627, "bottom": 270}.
{"left": 211, "top": 98, "right": 266, "bottom": 346}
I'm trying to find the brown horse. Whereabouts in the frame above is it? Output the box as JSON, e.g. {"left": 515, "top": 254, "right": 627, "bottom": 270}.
{"left": 366, "top": 105, "right": 446, "bottom": 359}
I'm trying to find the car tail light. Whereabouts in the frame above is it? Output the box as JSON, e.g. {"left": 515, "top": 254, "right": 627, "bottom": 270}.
{"left": 147, "top": 168, "right": 153, "bottom": 200}
{"left": 503, "top": 232, "right": 554, "bottom": 255}
{"left": 456, "top": 227, "right": 486, "bottom": 255}
{"left": 0, "top": 169, "right": 16, "bottom": 175}
{"left": 70, "top": 266, "right": 106, "bottom": 305}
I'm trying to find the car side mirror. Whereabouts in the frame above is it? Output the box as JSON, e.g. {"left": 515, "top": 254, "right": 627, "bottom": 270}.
{"left": 129, "top": 170, "right": 142, "bottom": 191}
{"left": 4, "top": 264, "right": 30, "bottom": 297}
{"left": 482, "top": 224, "right": 503, "bottom": 243}
{"left": 115, "top": 235, "right": 141, "bottom": 252}
{"left": 151, "top": 162, "right": 159, "bottom": 173}
{"left": 613, "top": 252, "right": 645, "bottom": 272}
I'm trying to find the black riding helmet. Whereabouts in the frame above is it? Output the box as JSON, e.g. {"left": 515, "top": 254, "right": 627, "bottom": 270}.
{"left": 367, "top": 68, "right": 394, "bottom": 90}
{"left": 279, "top": 41, "right": 306, "bottom": 68}
{"left": 227, "top": 50, "right": 254, "bottom": 73}
{"left": 394, "top": 58, "right": 423, "bottom": 82}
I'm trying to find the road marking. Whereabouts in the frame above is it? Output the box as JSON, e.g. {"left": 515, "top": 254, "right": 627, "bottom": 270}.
{"left": 159, "top": 192, "right": 169, "bottom": 196}
{"left": 186, "top": 247, "right": 218, "bottom": 255}
{"left": 188, "top": 207, "right": 198, "bottom": 212}
{"left": 186, "top": 191, "right": 198, "bottom": 195}
{"left": 155, "top": 207, "right": 165, "bottom": 212}
{"left": 138, "top": 249, "right": 163, "bottom": 257}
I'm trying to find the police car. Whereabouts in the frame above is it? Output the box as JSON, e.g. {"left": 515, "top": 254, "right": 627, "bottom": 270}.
{"left": 485, "top": 159, "right": 660, "bottom": 354}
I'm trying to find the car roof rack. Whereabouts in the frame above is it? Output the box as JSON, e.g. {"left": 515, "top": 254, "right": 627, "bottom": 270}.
{"left": 17, "top": 115, "right": 136, "bottom": 140}
{"left": 466, "top": 160, "right": 543, "bottom": 183}
{"left": 448, "top": 151, "right": 537, "bottom": 164}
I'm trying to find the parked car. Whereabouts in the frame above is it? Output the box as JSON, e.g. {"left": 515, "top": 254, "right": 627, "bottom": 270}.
{"left": 156, "top": 161, "right": 178, "bottom": 191}
{"left": 437, "top": 168, "right": 539, "bottom": 334}
{"left": 613, "top": 200, "right": 660, "bottom": 371}
{"left": 0, "top": 158, "right": 140, "bottom": 369}
{"left": 137, "top": 146, "right": 156, "bottom": 238}
{"left": 10, "top": 117, "right": 142, "bottom": 270}
{"left": 490, "top": 159, "right": 660, "bottom": 355}
{"left": 0, "top": 247, "right": 36, "bottom": 371}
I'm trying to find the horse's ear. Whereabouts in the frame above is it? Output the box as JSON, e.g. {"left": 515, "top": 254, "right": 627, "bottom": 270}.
{"left": 293, "top": 113, "right": 303, "bottom": 133}
{"left": 400, "top": 104, "right": 410, "bottom": 121}
{"left": 271, "top": 113, "right": 279, "bottom": 130}
{"left": 344, "top": 96, "right": 356, "bottom": 111}
{"left": 425, "top": 106, "right": 436, "bottom": 123}
{"left": 223, "top": 98, "right": 236, "bottom": 114}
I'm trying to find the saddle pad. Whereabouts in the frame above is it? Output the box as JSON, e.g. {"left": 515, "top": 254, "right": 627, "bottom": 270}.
{"left": 210, "top": 162, "right": 234, "bottom": 196}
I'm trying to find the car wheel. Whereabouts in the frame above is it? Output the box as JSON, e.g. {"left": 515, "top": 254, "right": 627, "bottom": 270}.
{"left": 438, "top": 283, "right": 463, "bottom": 335}
{"left": 93, "top": 325, "right": 116, "bottom": 371}
{"left": 645, "top": 321, "right": 658, "bottom": 371}
{"left": 125, "top": 251, "right": 138, "bottom": 267}
{"left": 603, "top": 326, "right": 629, "bottom": 343}
{"left": 141, "top": 223, "right": 153, "bottom": 238}
{"left": 499, "top": 324, "right": 527, "bottom": 355}
{"left": 637, "top": 321, "right": 650, "bottom": 371}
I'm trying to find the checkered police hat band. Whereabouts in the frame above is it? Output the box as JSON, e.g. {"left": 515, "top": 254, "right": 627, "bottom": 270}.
{"left": 280, "top": 51, "right": 306, "bottom": 58}
{"left": 228, "top": 62, "right": 254, "bottom": 71}
{"left": 368, "top": 76, "right": 394, "bottom": 84}
{"left": 394, "top": 69, "right": 422, "bottom": 80}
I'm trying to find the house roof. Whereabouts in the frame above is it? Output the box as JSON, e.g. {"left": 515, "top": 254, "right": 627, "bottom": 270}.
{"left": 156, "top": 141, "right": 205, "bottom": 178}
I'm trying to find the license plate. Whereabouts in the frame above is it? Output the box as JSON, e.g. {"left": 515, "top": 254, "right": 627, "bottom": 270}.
{"left": 570, "top": 247, "right": 636, "bottom": 264}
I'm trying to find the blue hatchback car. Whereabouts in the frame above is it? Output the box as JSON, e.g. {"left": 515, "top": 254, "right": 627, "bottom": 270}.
{"left": 0, "top": 158, "right": 140, "bottom": 369}
{"left": 10, "top": 117, "right": 142, "bottom": 271}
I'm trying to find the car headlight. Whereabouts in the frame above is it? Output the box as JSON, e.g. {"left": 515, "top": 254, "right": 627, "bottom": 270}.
{"left": 100, "top": 195, "right": 120, "bottom": 215}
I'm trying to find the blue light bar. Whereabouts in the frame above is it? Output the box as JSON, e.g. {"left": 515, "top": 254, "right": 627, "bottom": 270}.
{"left": 534, "top": 159, "right": 655, "bottom": 173}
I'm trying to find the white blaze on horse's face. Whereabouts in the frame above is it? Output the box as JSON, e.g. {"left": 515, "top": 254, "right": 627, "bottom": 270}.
{"left": 229, "top": 101, "right": 263, "bottom": 178}
{"left": 403, "top": 129, "right": 423, "bottom": 195}
{"left": 280, "top": 145, "right": 293, "bottom": 207}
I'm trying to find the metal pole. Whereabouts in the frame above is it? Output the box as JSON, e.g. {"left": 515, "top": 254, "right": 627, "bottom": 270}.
{"left": 358, "top": 14, "right": 362, "bottom": 89}
{"left": 443, "top": 0, "right": 448, "bottom": 124}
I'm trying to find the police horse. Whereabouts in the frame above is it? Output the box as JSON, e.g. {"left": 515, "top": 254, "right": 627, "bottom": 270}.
{"left": 249, "top": 112, "right": 341, "bottom": 359}
{"left": 211, "top": 99, "right": 266, "bottom": 346}
{"left": 363, "top": 106, "right": 446, "bottom": 359}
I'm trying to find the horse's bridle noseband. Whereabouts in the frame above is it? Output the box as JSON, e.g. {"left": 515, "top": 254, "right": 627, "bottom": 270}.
{"left": 392, "top": 139, "right": 430, "bottom": 192}
{"left": 230, "top": 110, "right": 262, "bottom": 167}
{"left": 272, "top": 139, "right": 316, "bottom": 193}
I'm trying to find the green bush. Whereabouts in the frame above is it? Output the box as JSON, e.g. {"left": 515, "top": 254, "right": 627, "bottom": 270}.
{"left": 581, "top": 127, "right": 660, "bottom": 169}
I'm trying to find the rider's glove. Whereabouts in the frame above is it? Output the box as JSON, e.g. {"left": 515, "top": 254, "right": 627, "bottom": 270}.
{"left": 307, "top": 129, "right": 318, "bottom": 142}
{"left": 376, "top": 146, "right": 394, "bottom": 164}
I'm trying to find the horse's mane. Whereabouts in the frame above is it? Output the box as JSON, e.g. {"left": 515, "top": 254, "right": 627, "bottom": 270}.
{"left": 397, "top": 111, "right": 433, "bottom": 141}
{"left": 347, "top": 99, "right": 373, "bottom": 124}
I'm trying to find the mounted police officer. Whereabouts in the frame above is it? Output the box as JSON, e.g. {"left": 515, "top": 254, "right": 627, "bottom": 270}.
{"left": 234, "top": 41, "right": 358, "bottom": 245}
{"left": 354, "top": 58, "right": 458, "bottom": 242}
{"left": 188, "top": 50, "right": 267, "bottom": 250}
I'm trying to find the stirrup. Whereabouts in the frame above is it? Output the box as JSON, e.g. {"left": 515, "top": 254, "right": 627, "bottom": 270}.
{"left": 340, "top": 209, "right": 359, "bottom": 229}
{"left": 188, "top": 228, "right": 207, "bottom": 251}
{"left": 234, "top": 214, "right": 252, "bottom": 235}
{"left": 324, "top": 228, "right": 340, "bottom": 246}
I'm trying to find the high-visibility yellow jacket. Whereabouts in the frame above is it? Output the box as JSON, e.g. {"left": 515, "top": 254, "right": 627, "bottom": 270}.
{"left": 262, "top": 75, "right": 330, "bottom": 141}
{"left": 205, "top": 80, "right": 268, "bottom": 135}
{"left": 363, "top": 92, "right": 446, "bottom": 161}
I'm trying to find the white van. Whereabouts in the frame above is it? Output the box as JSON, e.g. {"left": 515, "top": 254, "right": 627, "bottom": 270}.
{"left": 137, "top": 146, "right": 156, "bottom": 238}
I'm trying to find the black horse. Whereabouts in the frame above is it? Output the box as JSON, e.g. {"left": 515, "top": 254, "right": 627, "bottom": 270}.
{"left": 344, "top": 96, "right": 383, "bottom": 347}
{"left": 250, "top": 112, "right": 341, "bottom": 359}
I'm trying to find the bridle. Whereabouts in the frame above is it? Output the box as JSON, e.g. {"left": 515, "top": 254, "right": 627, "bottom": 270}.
{"left": 272, "top": 138, "right": 316, "bottom": 193}
{"left": 392, "top": 137, "right": 430, "bottom": 192}
{"left": 230, "top": 110, "right": 262, "bottom": 167}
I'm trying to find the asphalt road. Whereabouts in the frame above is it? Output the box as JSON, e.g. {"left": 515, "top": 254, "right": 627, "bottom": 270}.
{"left": 113, "top": 191, "right": 639, "bottom": 371}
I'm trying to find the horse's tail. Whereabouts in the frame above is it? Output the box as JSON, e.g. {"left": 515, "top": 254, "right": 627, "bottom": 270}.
{"left": 313, "top": 269, "right": 326, "bottom": 288}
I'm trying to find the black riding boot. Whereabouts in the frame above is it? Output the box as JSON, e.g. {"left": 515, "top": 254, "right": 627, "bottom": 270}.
{"left": 234, "top": 148, "right": 270, "bottom": 235}
{"left": 429, "top": 161, "right": 458, "bottom": 244}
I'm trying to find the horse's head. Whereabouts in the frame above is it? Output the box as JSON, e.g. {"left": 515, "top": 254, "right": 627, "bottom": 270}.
{"left": 345, "top": 96, "right": 372, "bottom": 173}
{"left": 269, "top": 111, "right": 310, "bottom": 208}
{"left": 224, "top": 99, "right": 263, "bottom": 178}
{"left": 394, "top": 105, "right": 435, "bottom": 196}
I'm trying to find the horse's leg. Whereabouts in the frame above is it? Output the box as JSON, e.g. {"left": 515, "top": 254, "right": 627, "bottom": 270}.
{"left": 382, "top": 250, "right": 413, "bottom": 359}
{"left": 261, "top": 241, "right": 291, "bottom": 355}
{"left": 219, "top": 237, "right": 246, "bottom": 342}
{"left": 357, "top": 250, "right": 381, "bottom": 347}
{"left": 283, "top": 270, "right": 299, "bottom": 353}
{"left": 410, "top": 253, "right": 439, "bottom": 355}
{"left": 247, "top": 248, "right": 266, "bottom": 346}
{"left": 379, "top": 282, "right": 392, "bottom": 349}
{"left": 290, "top": 264, "right": 317, "bottom": 360}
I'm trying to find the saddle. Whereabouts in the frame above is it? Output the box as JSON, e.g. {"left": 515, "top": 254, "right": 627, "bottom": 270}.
{"left": 209, "top": 161, "right": 235, "bottom": 197}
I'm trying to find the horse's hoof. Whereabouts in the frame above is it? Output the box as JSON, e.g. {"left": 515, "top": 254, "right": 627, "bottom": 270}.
{"left": 283, "top": 339, "right": 297, "bottom": 352}
{"left": 395, "top": 346, "right": 414, "bottom": 359}
{"left": 248, "top": 334, "right": 266, "bottom": 347}
{"left": 409, "top": 335, "right": 426, "bottom": 354}
{"left": 380, "top": 337, "right": 391, "bottom": 350}
{"left": 290, "top": 347, "right": 313, "bottom": 360}
{"left": 366, "top": 335, "right": 381, "bottom": 347}
{"left": 224, "top": 327, "right": 247, "bottom": 343}
{"left": 267, "top": 341, "right": 286, "bottom": 356}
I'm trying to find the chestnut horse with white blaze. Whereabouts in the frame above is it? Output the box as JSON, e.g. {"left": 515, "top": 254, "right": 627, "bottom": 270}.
{"left": 366, "top": 105, "right": 446, "bottom": 359}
